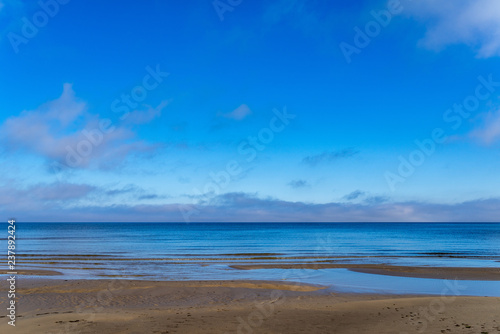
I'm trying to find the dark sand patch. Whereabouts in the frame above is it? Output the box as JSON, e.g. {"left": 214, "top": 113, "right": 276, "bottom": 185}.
{"left": 230, "top": 263, "right": 500, "bottom": 280}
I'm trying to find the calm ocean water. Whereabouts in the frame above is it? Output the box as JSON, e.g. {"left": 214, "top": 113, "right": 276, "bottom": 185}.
{"left": 8, "top": 223, "right": 500, "bottom": 296}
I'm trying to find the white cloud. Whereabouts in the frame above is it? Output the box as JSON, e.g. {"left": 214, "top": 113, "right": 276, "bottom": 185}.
{"left": 217, "top": 104, "right": 252, "bottom": 121}
{"left": 0, "top": 181, "right": 95, "bottom": 211}
{"left": 469, "top": 109, "right": 500, "bottom": 144}
{"left": 124, "top": 100, "right": 171, "bottom": 125}
{"left": 5, "top": 191, "right": 500, "bottom": 222}
{"left": 406, "top": 0, "right": 500, "bottom": 57}
{"left": 0, "top": 84, "right": 158, "bottom": 169}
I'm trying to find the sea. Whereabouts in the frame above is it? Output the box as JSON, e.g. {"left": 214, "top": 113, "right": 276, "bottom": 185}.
{"left": 7, "top": 222, "right": 500, "bottom": 296}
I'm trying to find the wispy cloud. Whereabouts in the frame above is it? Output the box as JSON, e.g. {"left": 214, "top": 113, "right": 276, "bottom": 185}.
{"left": 124, "top": 100, "right": 170, "bottom": 125}
{"left": 364, "top": 195, "right": 389, "bottom": 205}
{"left": 138, "top": 194, "right": 162, "bottom": 200}
{"left": 0, "top": 181, "right": 95, "bottom": 211}
{"left": 184, "top": 193, "right": 500, "bottom": 222}
{"left": 407, "top": 0, "right": 500, "bottom": 58}
{"left": 0, "top": 84, "right": 159, "bottom": 169}
{"left": 342, "top": 190, "right": 388, "bottom": 205}
{"left": 468, "top": 109, "right": 500, "bottom": 145}
{"left": 302, "top": 148, "right": 359, "bottom": 167}
{"left": 104, "top": 184, "right": 140, "bottom": 196}
{"left": 343, "top": 190, "right": 365, "bottom": 201}
{"left": 102, "top": 184, "right": 166, "bottom": 201}
{"left": 7, "top": 191, "right": 500, "bottom": 222}
{"left": 30, "top": 183, "right": 95, "bottom": 201}
{"left": 217, "top": 104, "right": 252, "bottom": 121}
{"left": 288, "top": 179, "right": 310, "bottom": 189}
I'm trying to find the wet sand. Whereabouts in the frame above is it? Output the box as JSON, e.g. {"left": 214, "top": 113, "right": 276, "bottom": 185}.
{"left": 0, "top": 278, "right": 499, "bottom": 333}
{"left": 1, "top": 269, "right": 63, "bottom": 276}
{"left": 231, "top": 263, "right": 500, "bottom": 280}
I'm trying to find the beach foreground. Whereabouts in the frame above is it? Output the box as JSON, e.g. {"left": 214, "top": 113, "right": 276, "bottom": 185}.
{"left": 1, "top": 279, "right": 499, "bottom": 334}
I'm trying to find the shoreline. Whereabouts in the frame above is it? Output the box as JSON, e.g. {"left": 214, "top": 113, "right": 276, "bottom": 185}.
{"left": 3, "top": 262, "right": 500, "bottom": 282}
{"left": 1, "top": 278, "right": 499, "bottom": 333}
{"left": 230, "top": 263, "right": 500, "bottom": 281}
{"left": 6, "top": 262, "right": 500, "bottom": 279}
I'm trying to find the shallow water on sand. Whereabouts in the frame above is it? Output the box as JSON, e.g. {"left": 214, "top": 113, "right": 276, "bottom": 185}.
{"left": 8, "top": 222, "right": 500, "bottom": 296}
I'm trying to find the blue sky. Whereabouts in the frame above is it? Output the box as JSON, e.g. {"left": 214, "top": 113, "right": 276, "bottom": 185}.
{"left": 1, "top": 0, "right": 500, "bottom": 222}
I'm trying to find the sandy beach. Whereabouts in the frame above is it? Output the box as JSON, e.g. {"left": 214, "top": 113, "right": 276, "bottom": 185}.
{"left": 1, "top": 277, "right": 499, "bottom": 334}
{"left": 3, "top": 224, "right": 500, "bottom": 333}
